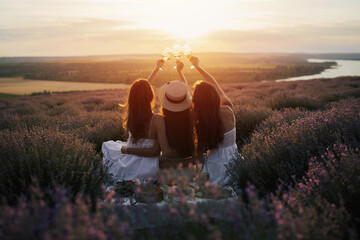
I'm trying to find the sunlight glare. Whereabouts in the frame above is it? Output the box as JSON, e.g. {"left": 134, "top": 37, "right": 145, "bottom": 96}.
{"left": 134, "top": 0, "right": 230, "bottom": 40}
{"left": 157, "top": 20, "right": 216, "bottom": 40}
{"left": 88, "top": 0, "right": 254, "bottom": 40}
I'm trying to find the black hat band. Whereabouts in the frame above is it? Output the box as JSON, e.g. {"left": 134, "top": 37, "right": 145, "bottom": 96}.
{"left": 165, "top": 93, "right": 187, "bottom": 104}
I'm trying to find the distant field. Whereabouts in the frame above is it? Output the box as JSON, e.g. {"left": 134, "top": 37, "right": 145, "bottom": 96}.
{"left": 0, "top": 53, "right": 336, "bottom": 86}
{"left": 0, "top": 92, "right": 19, "bottom": 98}
{"left": 0, "top": 77, "right": 130, "bottom": 95}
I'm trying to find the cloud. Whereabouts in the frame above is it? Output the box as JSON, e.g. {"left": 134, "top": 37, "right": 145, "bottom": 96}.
{"left": 200, "top": 21, "right": 360, "bottom": 53}
{"left": 0, "top": 18, "right": 132, "bottom": 41}
{"left": 0, "top": 18, "right": 176, "bottom": 56}
{"left": 0, "top": 18, "right": 359, "bottom": 56}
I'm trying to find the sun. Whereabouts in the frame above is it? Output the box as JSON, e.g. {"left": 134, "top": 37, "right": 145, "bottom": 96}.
{"left": 160, "top": 22, "right": 214, "bottom": 40}
{"left": 96, "top": 0, "right": 237, "bottom": 40}
{"left": 133, "top": 0, "right": 224, "bottom": 40}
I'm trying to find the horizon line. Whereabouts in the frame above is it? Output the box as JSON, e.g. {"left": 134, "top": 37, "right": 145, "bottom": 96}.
{"left": 1, "top": 51, "right": 360, "bottom": 58}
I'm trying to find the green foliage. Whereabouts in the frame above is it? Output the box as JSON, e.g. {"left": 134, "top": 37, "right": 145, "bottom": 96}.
{"left": 0, "top": 76, "right": 359, "bottom": 238}
{"left": 300, "top": 144, "right": 360, "bottom": 230}
{"left": 0, "top": 56, "right": 335, "bottom": 86}
{"left": 30, "top": 90, "right": 52, "bottom": 96}
{"left": 0, "top": 127, "right": 105, "bottom": 204}
{"left": 234, "top": 105, "right": 273, "bottom": 146}
{"left": 272, "top": 192, "right": 349, "bottom": 240}
{"left": 267, "top": 91, "right": 321, "bottom": 110}
{"left": 0, "top": 90, "right": 127, "bottom": 203}
{"left": 0, "top": 92, "right": 20, "bottom": 98}
{"left": 0, "top": 183, "right": 278, "bottom": 240}
{"left": 272, "top": 144, "right": 360, "bottom": 239}
{"left": 237, "top": 99, "right": 360, "bottom": 194}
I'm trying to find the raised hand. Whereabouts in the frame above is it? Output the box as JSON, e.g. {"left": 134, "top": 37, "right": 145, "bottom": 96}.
{"left": 175, "top": 60, "right": 187, "bottom": 84}
{"left": 148, "top": 59, "right": 164, "bottom": 85}
{"left": 189, "top": 56, "right": 200, "bottom": 68}
{"left": 176, "top": 60, "right": 184, "bottom": 71}
{"left": 155, "top": 59, "right": 165, "bottom": 70}
{"left": 190, "top": 56, "right": 232, "bottom": 107}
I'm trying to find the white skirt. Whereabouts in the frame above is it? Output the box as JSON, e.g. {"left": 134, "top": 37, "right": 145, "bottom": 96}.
{"left": 102, "top": 139, "right": 159, "bottom": 181}
{"left": 203, "top": 144, "right": 238, "bottom": 186}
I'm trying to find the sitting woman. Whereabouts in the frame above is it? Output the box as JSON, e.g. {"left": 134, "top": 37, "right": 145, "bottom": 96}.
{"left": 102, "top": 60, "right": 176, "bottom": 182}
{"left": 190, "top": 56, "right": 239, "bottom": 186}
{"left": 124, "top": 60, "right": 196, "bottom": 168}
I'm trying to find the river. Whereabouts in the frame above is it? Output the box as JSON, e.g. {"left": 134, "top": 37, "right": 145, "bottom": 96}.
{"left": 276, "top": 59, "right": 360, "bottom": 82}
{"left": 0, "top": 78, "right": 130, "bottom": 95}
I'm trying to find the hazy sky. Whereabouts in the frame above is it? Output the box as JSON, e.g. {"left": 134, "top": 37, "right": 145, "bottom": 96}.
{"left": 1, "top": 0, "right": 359, "bottom": 56}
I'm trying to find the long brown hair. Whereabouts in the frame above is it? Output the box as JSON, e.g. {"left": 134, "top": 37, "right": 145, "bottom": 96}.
{"left": 192, "top": 81, "right": 224, "bottom": 153}
{"left": 162, "top": 108, "right": 195, "bottom": 158}
{"left": 123, "top": 79, "right": 154, "bottom": 143}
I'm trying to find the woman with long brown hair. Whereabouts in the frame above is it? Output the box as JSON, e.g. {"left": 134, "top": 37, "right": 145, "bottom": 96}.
{"left": 123, "top": 60, "right": 195, "bottom": 162}
{"left": 190, "top": 56, "right": 238, "bottom": 186}
{"left": 102, "top": 60, "right": 176, "bottom": 181}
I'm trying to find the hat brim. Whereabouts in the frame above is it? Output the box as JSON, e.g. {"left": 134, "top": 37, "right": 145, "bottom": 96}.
{"left": 158, "top": 81, "right": 192, "bottom": 112}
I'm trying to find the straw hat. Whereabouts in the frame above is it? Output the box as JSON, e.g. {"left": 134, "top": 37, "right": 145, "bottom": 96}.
{"left": 158, "top": 81, "right": 192, "bottom": 112}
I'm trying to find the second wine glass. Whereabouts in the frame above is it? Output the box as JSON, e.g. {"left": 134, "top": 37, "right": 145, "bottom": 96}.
{"left": 172, "top": 45, "right": 183, "bottom": 69}
{"left": 183, "top": 45, "right": 195, "bottom": 69}
{"left": 159, "top": 47, "right": 173, "bottom": 71}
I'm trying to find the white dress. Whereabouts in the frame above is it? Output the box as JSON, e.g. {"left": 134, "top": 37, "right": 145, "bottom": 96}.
{"left": 102, "top": 117, "right": 159, "bottom": 182}
{"left": 203, "top": 106, "right": 239, "bottom": 186}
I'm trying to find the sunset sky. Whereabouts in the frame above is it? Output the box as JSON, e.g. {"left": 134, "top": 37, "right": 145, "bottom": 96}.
{"left": 1, "top": 0, "right": 359, "bottom": 56}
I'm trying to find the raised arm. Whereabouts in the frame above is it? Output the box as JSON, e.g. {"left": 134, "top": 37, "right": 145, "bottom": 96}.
{"left": 190, "top": 56, "right": 233, "bottom": 108}
{"left": 147, "top": 59, "right": 164, "bottom": 85}
{"left": 176, "top": 60, "right": 188, "bottom": 85}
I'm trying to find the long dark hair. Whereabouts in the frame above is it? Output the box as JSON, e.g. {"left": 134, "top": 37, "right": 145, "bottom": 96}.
{"left": 192, "top": 81, "right": 224, "bottom": 153}
{"left": 123, "top": 79, "right": 154, "bottom": 143}
{"left": 162, "top": 108, "right": 195, "bottom": 158}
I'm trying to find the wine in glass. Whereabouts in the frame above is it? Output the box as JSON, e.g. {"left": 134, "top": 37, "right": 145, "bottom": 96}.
{"left": 159, "top": 47, "right": 173, "bottom": 71}
{"left": 172, "top": 45, "right": 183, "bottom": 69}
{"left": 182, "top": 45, "right": 195, "bottom": 69}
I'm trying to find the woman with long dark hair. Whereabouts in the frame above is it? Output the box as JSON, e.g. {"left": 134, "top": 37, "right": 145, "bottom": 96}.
{"left": 157, "top": 75, "right": 194, "bottom": 158}
{"left": 102, "top": 60, "right": 176, "bottom": 181}
{"left": 125, "top": 60, "right": 195, "bottom": 165}
{"left": 161, "top": 108, "right": 194, "bottom": 158}
{"left": 190, "top": 56, "right": 238, "bottom": 186}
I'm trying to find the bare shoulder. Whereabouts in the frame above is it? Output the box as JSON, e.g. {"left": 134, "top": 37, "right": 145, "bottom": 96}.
{"left": 220, "top": 105, "right": 234, "bottom": 117}
{"left": 220, "top": 106, "right": 235, "bottom": 131}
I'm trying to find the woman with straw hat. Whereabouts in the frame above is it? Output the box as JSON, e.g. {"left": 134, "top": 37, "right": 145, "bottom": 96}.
{"left": 123, "top": 60, "right": 195, "bottom": 164}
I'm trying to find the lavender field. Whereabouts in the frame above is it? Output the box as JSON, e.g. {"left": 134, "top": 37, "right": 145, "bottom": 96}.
{"left": 0, "top": 76, "right": 359, "bottom": 239}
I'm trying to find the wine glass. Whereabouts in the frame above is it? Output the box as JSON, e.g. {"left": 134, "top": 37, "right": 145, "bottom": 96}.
{"left": 172, "top": 45, "right": 183, "bottom": 69}
{"left": 182, "top": 45, "right": 195, "bottom": 69}
{"left": 159, "top": 47, "right": 173, "bottom": 71}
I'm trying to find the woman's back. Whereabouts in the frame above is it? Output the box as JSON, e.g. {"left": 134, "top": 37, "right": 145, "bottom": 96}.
{"left": 162, "top": 104, "right": 194, "bottom": 158}
{"left": 189, "top": 56, "right": 238, "bottom": 186}
{"left": 204, "top": 106, "right": 237, "bottom": 185}
{"left": 218, "top": 106, "right": 236, "bottom": 148}
{"left": 102, "top": 114, "right": 159, "bottom": 181}
{"left": 220, "top": 105, "right": 235, "bottom": 133}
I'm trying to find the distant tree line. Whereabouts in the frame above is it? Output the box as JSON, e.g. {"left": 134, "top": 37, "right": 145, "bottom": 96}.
{"left": 0, "top": 60, "right": 335, "bottom": 85}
